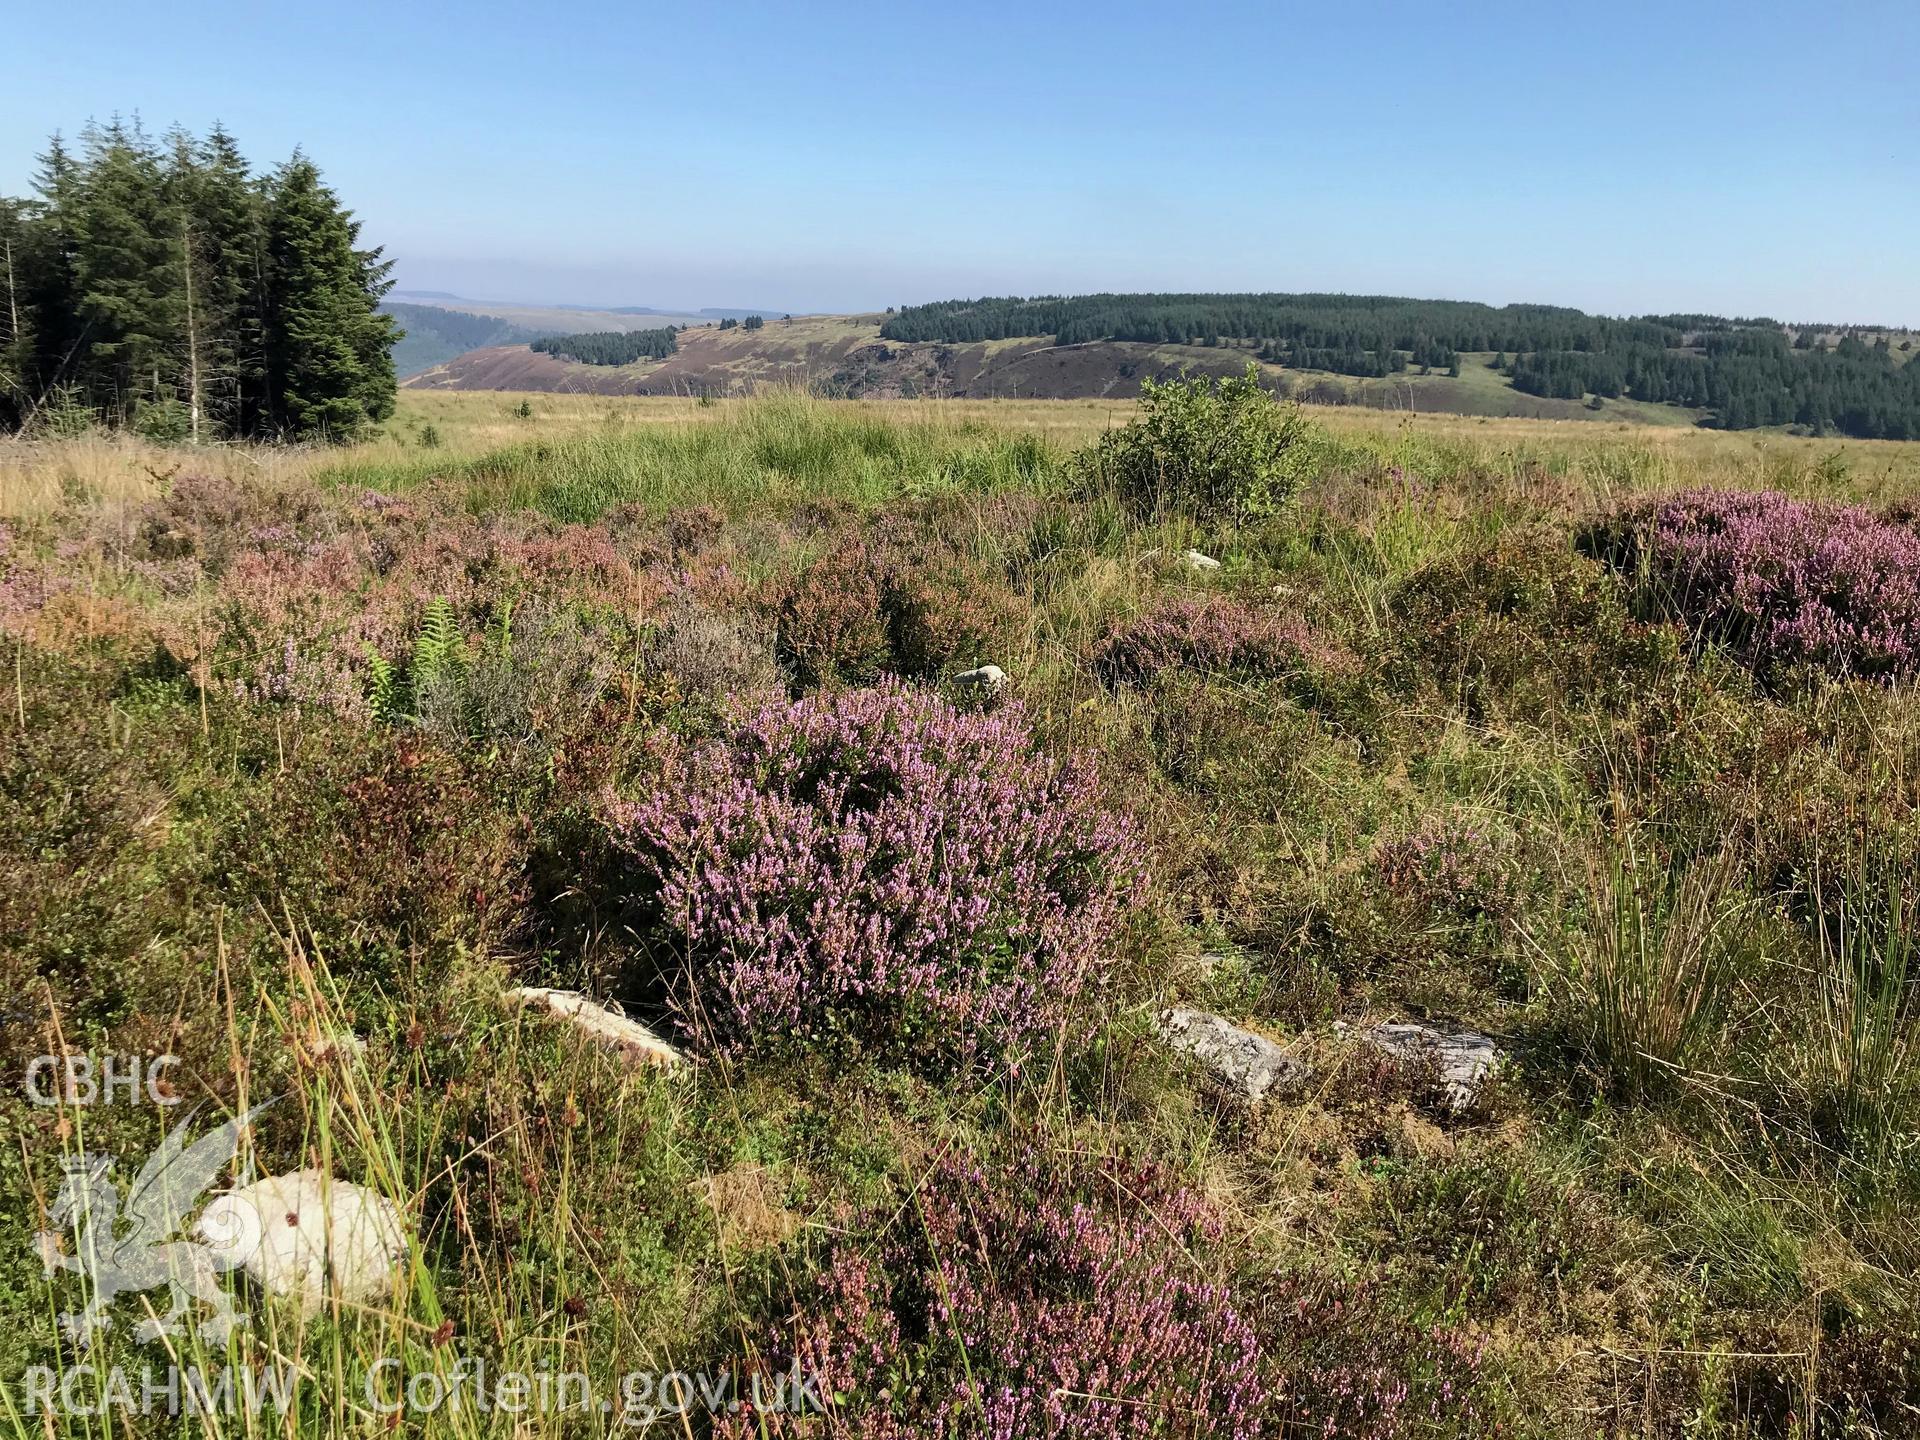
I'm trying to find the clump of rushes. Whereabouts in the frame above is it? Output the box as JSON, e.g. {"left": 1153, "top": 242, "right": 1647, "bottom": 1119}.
{"left": 722, "top": 1139, "right": 1265, "bottom": 1439}
{"left": 605, "top": 680, "right": 1144, "bottom": 1065}
{"left": 1816, "top": 848, "right": 1915, "bottom": 1164}
{"left": 1588, "top": 487, "right": 1920, "bottom": 682}
{"left": 1092, "top": 592, "right": 1352, "bottom": 689}
{"left": 1563, "top": 832, "right": 1746, "bottom": 1097}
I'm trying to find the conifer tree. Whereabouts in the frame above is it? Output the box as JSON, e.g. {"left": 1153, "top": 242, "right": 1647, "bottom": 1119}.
{"left": 0, "top": 197, "right": 35, "bottom": 425}
{"left": 69, "top": 119, "right": 179, "bottom": 422}
{"left": 174, "top": 123, "right": 268, "bottom": 435}
{"left": 262, "top": 153, "right": 396, "bottom": 438}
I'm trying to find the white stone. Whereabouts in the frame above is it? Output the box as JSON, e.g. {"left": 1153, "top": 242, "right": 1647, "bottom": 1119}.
{"left": 952, "top": 663, "right": 1007, "bottom": 693}
{"left": 311, "top": 1031, "right": 367, "bottom": 1066}
{"left": 1350, "top": 1021, "right": 1501, "bottom": 1111}
{"left": 1183, "top": 549, "right": 1222, "bottom": 573}
{"left": 196, "top": 1171, "right": 408, "bottom": 1316}
{"left": 1157, "top": 1008, "right": 1307, "bottom": 1103}
{"left": 507, "top": 987, "right": 686, "bottom": 1069}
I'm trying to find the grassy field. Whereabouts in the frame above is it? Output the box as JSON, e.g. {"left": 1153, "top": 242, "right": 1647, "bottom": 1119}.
{"left": 10, "top": 388, "right": 1920, "bottom": 519}
{"left": 3, "top": 391, "right": 1919, "bottom": 1437}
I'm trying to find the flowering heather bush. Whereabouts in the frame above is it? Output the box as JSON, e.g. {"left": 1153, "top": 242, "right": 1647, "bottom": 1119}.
{"left": 1247, "top": 1270, "right": 1495, "bottom": 1439}
{"left": 1093, "top": 593, "right": 1352, "bottom": 689}
{"left": 604, "top": 680, "right": 1143, "bottom": 1062}
{"left": 722, "top": 1141, "right": 1264, "bottom": 1439}
{"left": 1376, "top": 810, "right": 1519, "bottom": 922}
{"left": 1588, "top": 487, "right": 1920, "bottom": 682}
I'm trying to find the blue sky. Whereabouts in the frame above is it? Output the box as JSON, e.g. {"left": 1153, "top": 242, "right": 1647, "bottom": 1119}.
{"left": 5, "top": 1, "right": 1916, "bottom": 322}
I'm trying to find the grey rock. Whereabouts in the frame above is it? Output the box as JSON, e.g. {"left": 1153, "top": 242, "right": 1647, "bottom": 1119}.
{"left": 1183, "top": 549, "right": 1223, "bottom": 573}
{"left": 1158, "top": 1008, "right": 1308, "bottom": 1103}
{"left": 1351, "top": 1021, "right": 1501, "bottom": 1111}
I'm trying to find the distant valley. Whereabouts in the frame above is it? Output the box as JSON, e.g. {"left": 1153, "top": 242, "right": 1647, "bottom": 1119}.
{"left": 391, "top": 292, "right": 1920, "bottom": 435}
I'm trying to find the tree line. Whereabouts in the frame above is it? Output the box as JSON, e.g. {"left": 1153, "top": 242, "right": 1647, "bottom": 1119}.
{"left": 1, "top": 119, "right": 398, "bottom": 440}
{"left": 528, "top": 328, "right": 679, "bottom": 366}
{"left": 881, "top": 293, "right": 1679, "bottom": 353}
{"left": 879, "top": 293, "right": 1920, "bottom": 436}
{"left": 1506, "top": 331, "right": 1920, "bottom": 437}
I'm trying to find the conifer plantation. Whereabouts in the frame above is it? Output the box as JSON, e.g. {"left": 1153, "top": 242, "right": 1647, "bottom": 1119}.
{"left": 0, "top": 120, "right": 396, "bottom": 440}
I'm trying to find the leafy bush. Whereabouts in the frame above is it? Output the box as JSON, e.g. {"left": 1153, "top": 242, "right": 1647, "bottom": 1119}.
{"left": 604, "top": 681, "right": 1143, "bottom": 1063}
{"left": 1586, "top": 487, "right": 1920, "bottom": 682}
{"left": 725, "top": 1139, "right": 1265, "bottom": 1439}
{"left": 1073, "top": 363, "right": 1313, "bottom": 522}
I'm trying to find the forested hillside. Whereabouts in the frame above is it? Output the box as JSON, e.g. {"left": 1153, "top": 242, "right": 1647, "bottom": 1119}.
{"left": 0, "top": 120, "right": 397, "bottom": 439}
{"left": 383, "top": 302, "right": 538, "bottom": 378}
{"left": 529, "top": 327, "right": 680, "bottom": 366}
{"left": 884, "top": 294, "right": 1920, "bottom": 437}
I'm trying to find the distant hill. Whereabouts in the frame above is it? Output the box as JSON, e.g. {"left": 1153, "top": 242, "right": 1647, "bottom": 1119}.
{"left": 383, "top": 303, "right": 542, "bottom": 378}
{"left": 878, "top": 294, "right": 1920, "bottom": 437}
{"left": 400, "top": 291, "right": 1920, "bottom": 434}
{"left": 401, "top": 311, "right": 1694, "bottom": 423}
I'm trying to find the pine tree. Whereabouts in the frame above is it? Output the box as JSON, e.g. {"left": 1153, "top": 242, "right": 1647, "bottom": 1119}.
{"left": 69, "top": 118, "right": 180, "bottom": 423}
{"left": 175, "top": 123, "right": 268, "bottom": 436}
{"left": 0, "top": 197, "right": 35, "bottom": 426}
{"left": 16, "top": 135, "right": 84, "bottom": 415}
{"left": 262, "top": 153, "right": 396, "bottom": 438}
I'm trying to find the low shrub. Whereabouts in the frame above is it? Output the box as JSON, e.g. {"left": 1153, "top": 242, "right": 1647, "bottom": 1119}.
{"left": 227, "top": 724, "right": 529, "bottom": 982}
{"left": 1376, "top": 809, "right": 1521, "bottom": 924}
{"left": 604, "top": 680, "right": 1143, "bottom": 1064}
{"left": 645, "top": 597, "right": 784, "bottom": 711}
{"left": 769, "top": 538, "right": 894, "bottom": 687}
{"left": 769, "top": 533, "right": 1021, "bottom": 687}
{"left": 1072, "top": 363, "right": 1314, "bottom": 523}
{"left": 1093, "top": 592, "right": 1352, "bottom": 690}
{"left": 1586, "top": 487, "right": 1920, "bottom": 682}
{"left": 1391, "top": 528, "right": 1674, "bottom": 721}
{"left": 880, "top": 542, "right": 1022, "bottom": 677}
{"left": 1246, "top": 1268, "right": 1499, "bottom": 1438}
{"left": 725, "top": 1139, "right": 1265, "bottom": 1439}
